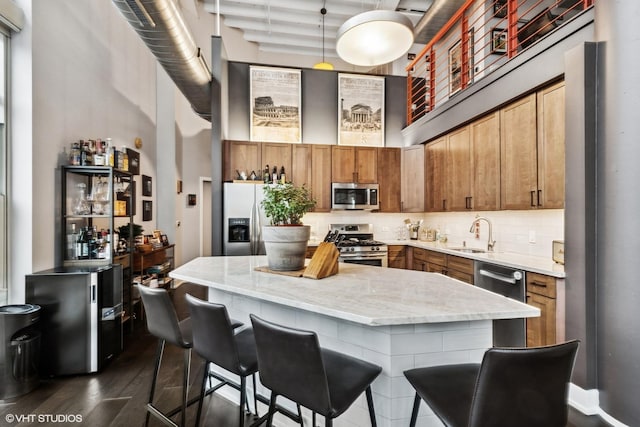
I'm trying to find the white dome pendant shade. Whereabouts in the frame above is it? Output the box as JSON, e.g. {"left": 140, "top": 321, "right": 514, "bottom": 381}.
{"left": 336, "top": 10, "right": 414, "bottom": 67}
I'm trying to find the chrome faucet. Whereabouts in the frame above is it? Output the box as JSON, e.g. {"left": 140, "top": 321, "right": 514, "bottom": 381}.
{"left": 469, "top": 216, "right": 496, "bottom": 252}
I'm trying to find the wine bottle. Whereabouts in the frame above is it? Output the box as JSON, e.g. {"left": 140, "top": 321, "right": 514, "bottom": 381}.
{"left": 264, "top": 164, "right": 270, "bottom": 183}
{"left": 280, "top": 166, "right": 286, "bottom": 184}
{"left": 272, "top": 166, "right": 278, "bottom": 184}
{"left": 76, "top": 227, "right": 89, "bottom": 259}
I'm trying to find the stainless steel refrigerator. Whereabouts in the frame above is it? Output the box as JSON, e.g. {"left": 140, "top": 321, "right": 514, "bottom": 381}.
{"left": 25, "top": 265, "right": 122, "bottom": 376}
{"left": 223, "top": 182, "right": 268, "bottom": 256}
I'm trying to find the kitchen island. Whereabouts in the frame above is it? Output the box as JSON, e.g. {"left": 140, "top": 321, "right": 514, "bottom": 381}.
{"left": 170, "top": 256, "right": 539, "bottom": 427}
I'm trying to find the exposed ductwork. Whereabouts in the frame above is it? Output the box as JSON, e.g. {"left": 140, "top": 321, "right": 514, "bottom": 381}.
{"left": 413, "top": 0, "right": 467, "bottom": 45}
{"left": 112, "top": 0, "right": 212, "bottom": 121}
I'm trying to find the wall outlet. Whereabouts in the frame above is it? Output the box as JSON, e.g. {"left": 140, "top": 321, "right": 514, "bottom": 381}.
{"left": 528, "top": 230, "right": 536, "bottom": 243}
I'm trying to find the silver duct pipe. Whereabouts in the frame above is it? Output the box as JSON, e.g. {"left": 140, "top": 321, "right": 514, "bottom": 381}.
{"left": 413, "top": 0, "right": 467, "bottom": 45}
{"left": 112, "top": 0, "right": 212, "bottom": 120}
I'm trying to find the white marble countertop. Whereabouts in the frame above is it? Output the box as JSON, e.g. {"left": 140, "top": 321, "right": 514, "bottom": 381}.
{"left": 170, "top": 256, "right": 539, "bottom": 326}
{"left": 309, "top": 239, "right": 565, "bottom": 278}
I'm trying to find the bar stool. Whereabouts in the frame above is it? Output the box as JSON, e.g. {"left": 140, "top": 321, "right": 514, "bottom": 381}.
{"left": 250, "top": 314, "right": 382, "bottom": 427}
{"left": 138, "top": 285, "right": 193, "bottom": 427}
{"left": 185, "top": 294, "right": 259, "bottom": 427}
{"left": 403, "top": 340, "right": 579, "bottom": 427}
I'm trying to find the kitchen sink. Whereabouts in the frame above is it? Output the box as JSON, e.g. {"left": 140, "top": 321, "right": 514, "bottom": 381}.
{"left": 449, "top": 247, "right": 487, "bottom": 254}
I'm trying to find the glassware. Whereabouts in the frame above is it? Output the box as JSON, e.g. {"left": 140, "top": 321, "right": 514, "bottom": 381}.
{"left": 72, "top": 183, "right": 90, "bottom": 215}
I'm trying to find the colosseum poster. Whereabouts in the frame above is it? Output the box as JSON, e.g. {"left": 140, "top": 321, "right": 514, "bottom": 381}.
{"left": 338, "top": 74, "right": 385, "bottom": 147}
{"left": 250, "top": 66, "right": 301, "bottom": 143}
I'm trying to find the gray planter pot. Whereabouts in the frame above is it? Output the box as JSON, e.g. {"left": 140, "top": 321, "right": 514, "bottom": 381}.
{"left": 262, "top": 225, "right": 310, "bottom": 271}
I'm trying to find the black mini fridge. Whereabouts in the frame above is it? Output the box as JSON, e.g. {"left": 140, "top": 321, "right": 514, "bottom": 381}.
{"left": 25, "top": 265, "right": 122, "bottom": 376}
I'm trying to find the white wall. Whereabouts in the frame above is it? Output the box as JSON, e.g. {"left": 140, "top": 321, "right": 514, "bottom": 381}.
{"left": 10, "top": 0, "right": 157, "bottom": 302}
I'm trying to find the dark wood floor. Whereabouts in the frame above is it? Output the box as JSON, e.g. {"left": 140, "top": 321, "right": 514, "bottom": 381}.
{"left": 0, "top": 283, "right": 611, "bottom": 427}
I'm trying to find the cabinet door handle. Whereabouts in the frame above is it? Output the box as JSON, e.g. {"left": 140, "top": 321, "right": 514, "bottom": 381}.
{"left": 537, "top": 189, "right": 542, "bottom": 206}
{"left": 530, "top": 191, "right": 536, "bottom": 207}
{"left": 442, "top": 199, "right": 446, "bottom": 211}
{"left": 530, "top": 280, "right": 547, "bottom": 288}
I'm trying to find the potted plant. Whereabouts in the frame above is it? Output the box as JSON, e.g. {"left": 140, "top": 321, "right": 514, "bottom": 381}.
{"left": 261, "top": 183, "right": 316, "bottom": 271}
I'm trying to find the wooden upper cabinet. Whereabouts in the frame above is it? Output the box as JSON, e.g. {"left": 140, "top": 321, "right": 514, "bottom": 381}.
{"left": 500, "top": 93, "right": 538, "bottom": 209}
{"left": 291, "top": 144, "right": 312, "bottom": 188}
{"left": 223, "top": 140, "right": 261, "bottom": 182}
{"left": 425, "top": 138, "right": 447, "bottom": 212}
{"left": 310, "top": 145, "right": 332, "bottom": 212}
{"left": 537, "top": 82, "right": 565, "bottom": 209}
{"left": 331, "top": 146, "right": 377, "bottom": 183}
{"left": 446, "top": 127, "right": 471, "bottom": 211}
{"left": 501, "top": 83, "right": 565, "bottom": 210}
{"left": 262, "top": 143, "right": 292, "bottom": 180}
{"left": 471, "top": 111, "right": 501, "bottom": 211}
{"left": 401, "top": 144, "right": 425, "bottom": 212}
{"left": 377, "top": 148, "right": 401, "bottom": 212}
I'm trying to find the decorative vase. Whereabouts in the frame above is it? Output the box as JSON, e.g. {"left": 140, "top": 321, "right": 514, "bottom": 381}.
{"left": 262, "top": 225, "right": 310, "bottom": 271}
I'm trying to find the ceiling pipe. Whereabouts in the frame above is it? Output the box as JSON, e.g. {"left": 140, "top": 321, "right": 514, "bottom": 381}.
{"left": 111, "top": 0, "right": 212, "bottom": 121}
{"left": 413, "top": 0, "right": 467, "bottom": 45}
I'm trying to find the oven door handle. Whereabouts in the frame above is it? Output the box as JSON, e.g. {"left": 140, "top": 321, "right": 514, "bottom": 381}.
{"left": 340, "top": 254, "right": 388, "bottom": 259}
{"left": 478, "top": 269, "right": 522, "bottom": 284}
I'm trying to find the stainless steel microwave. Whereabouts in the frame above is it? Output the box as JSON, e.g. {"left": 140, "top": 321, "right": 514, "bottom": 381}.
{"left": 331, "top": 183, "right": 379, "bottom": 210}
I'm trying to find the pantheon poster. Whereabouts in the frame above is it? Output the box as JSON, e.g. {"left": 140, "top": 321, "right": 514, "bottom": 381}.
{"left": 250, "top": 66, "right": 301, "bottom": 143}
{"left": 338, "top": 74, "right": 385, "bottom": 147}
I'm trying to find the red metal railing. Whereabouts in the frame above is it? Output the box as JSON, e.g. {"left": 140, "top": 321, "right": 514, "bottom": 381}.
{"left": 406, "top": 0, "right": 594, "bottom": 124}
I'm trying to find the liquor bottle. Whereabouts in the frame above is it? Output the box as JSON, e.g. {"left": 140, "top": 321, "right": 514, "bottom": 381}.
{"left": 272, "top": 166, "right": 278, "bottom": 184}
{"left": 264, "top": 165, "right": 270, "bottom": 183}
{"left": 122, "top": 146, "right": 129, "bottom": 171}
{"left": 280, "top": 166, "right": 286, "bottom": 184}
{"left": 68, "top": 223, "right": 77, "bottom": 259}
{"left": 76, "top": 227, "right": 89, "bottom": 259}
{"left": 107, "top": 138, "right": 114, "bottom": 167}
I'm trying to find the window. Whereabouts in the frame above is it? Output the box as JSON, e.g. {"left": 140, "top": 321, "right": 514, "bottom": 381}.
{"left": 0, "top": 33, "right": 7, "bottom": 305}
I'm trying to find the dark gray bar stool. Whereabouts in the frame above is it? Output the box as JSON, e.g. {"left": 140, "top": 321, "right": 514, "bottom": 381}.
{"left": 250, "top": 314, "right": 382, "bottom": 427}
{"left": 185, "top": 294, "right": 259, "bottom": 427}
{"left": 404, "top": 340, "right": 579, "bottom": 427}
{"left": 138, "top": 285, "right": 193, "bottom": 427}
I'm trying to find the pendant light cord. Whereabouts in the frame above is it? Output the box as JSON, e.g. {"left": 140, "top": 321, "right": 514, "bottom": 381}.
{"left": 321, "top": 2, "right": 327, "bottom": 62}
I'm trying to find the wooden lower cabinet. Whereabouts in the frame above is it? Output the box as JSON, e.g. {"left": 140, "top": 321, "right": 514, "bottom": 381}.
{"left": 410, "top": 247, "right": 428, "bottom": 271}
{"left": 387, "top": 245, "right": 406, "bottom": 269}
{"left": 446, "top": 255, "right": 474, "bottom": 285}
{"left": 526, "top": 272, "right": 559, "bottom": 347}
{"left": 407, "top": 247, "right": 473, "bottom": 284}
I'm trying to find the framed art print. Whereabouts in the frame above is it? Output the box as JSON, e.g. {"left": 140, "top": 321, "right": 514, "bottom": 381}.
{"left": 338, "top": 74, "right": 385, "bottom": 147}
{"left": 142, "top": 175, "right": 152, "bottom": 197}
{"left": 250, "top": 66, "right": 302, "bottom": 143}
{"left": 449, "top": 40, "right": 462, "bottom": 96}
{"left": 491, "top": 28, "right": 508, "bottom": 54}
{"left": 142, "top": 200, "right": 152, "bottom": 221}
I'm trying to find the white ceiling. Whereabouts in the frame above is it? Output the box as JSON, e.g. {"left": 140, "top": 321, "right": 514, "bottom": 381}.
{"left": 202, "top": 0, "right": 433, "bottom": 61}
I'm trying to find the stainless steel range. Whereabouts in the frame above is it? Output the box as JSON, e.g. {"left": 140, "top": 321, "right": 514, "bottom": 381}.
{"left": 328, "top": 224, "right": 388, "bottom": 267}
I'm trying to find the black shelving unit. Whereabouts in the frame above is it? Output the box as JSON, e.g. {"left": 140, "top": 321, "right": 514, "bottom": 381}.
{"left": 61, "top": 165, "right": 135, "bottom": 330}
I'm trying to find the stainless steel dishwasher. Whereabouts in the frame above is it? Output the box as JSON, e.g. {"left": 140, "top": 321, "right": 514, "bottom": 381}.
{"left": 474, "top": 261, "right": 526, "bottom": 347}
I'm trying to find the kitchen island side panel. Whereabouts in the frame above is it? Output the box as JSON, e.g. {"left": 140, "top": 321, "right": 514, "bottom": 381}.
{"left": 206, "top": 286, "right": 491, "bottom": 427}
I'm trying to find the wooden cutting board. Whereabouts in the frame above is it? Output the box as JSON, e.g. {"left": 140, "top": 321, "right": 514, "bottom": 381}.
{"left": 254, "top": 266, "right": 305, "bottom": 277}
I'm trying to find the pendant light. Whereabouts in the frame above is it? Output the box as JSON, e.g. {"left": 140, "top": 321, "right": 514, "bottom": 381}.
{"left": 313, "top": 4, "right": 334, "bottom": 70}
{"left": 336, "top": 9, "right": 414, "bottom": 67}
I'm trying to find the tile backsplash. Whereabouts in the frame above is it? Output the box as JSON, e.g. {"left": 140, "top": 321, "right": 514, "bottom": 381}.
{"left": 303, "top": 209, "right": 564, "bottom": 259}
